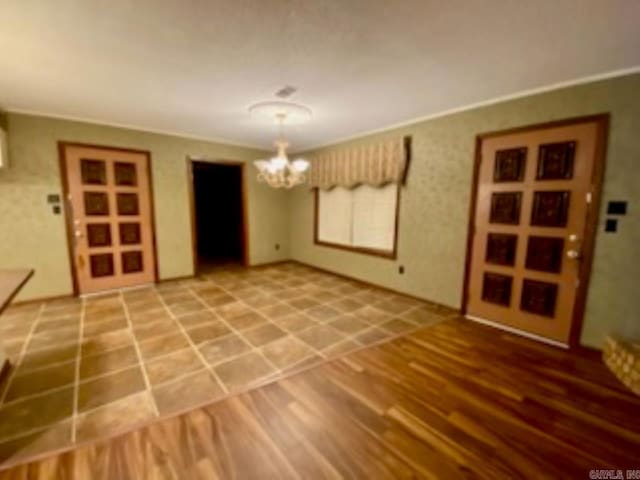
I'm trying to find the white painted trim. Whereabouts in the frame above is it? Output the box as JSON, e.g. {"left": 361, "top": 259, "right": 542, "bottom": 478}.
{"left": 4, "top": 66, "right": 640, "bottom": 153}
{"left": 2, "top": 107, "right": 266, "bottom": 151}
{"left": 465, "top": 314, "right": 569, "bottom": 349}
{"left": 297, "top": 66, "right": 640, "bottom": 153}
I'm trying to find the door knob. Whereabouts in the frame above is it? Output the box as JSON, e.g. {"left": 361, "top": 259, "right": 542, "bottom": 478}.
{"left": 566, "top": 249, "right": 581, "bottom": 259}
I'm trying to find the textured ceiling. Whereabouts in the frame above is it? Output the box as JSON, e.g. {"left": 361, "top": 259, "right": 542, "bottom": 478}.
{"left": 1, "top": 0, "right": 639, "bottom": 151}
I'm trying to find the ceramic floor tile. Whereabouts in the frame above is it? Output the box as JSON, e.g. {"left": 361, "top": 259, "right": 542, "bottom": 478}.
{"left": 26, "top": 327, "right": 79, "bottom": 352}
{"left": 132, "top": 317, "right": 181, "bottom": 342}
{"left": 306, "top": 305, "right": 342, "bottom": 322}
{"left": 375, "top": 298, "right": 416, "bottom": 315}
{"left": 152, "top": 369, "right": 224, "bottom": 415}
{"left": 185, "top": 322, "right": 232, "bottom": 345}
{"left": 19, "top": 344, "right": 78, "bottom": 372}
{"left": 128, "top": 308, "right": 170, "bottom": 325}
{"left": 161, "top": 292, "right": 196, "bottom": 305}
{"left": 241, "top": 323, "right": 287, "bottom": 347}
{"left": 168, "top": 300, "right": 206, "bottom": 316}
{"left": 0, "top": 262, "right": 446, "bottom": 465}
{"left": 379, "top": 318, "right": 416, "bottom": 334}
{"left": 79, "top": 345, "right": 139, "bottom": 380}
{"left": 122, "top": 286, "right": 157, "bottom": 299}
{"left": 214, "top": 352, "right": 277, "bottom": 391}
{"left": 75, "top": 391, "right": 156, "bottom": 443}
{"left": 191, "top": 285, "right": 226, "bottom": 296}
{"left": 330, "top": 298, "right": 365, "bottom": 313}
{"left": 306, "top": 292, "right": 334, "bottom": 304}
{"left": 402, "top": 307, "right": 446, "bottom": 326}
{"left": 40, "top": 306, "right": 81, "bottom": 321}
{"left": 0, "top": 322, "right": 34, "bottom": 340}
{"left": 198, "top": 334, "right": 251, "bottom": 365}
{"left": 77, "top": 366, "right": 146, "bottom": 413}
{"left": 242, "top": 294, "right": 279, "bottom": 309}
{"left": 260, "top": 336, "right": 316, "bottom": 370}
{"left": 295, "top": 324, "right": 345, "bottom": 351}
{"left": 5, "top": 360, "right": 76, "bottom": 402}
{"left": 32, "top": 316, "right": 79, "bottom": 334}
{"left": 280, "top": 354, "right": 324, "bottom": 375}
{"left": 271, "top": 312, "right": 318, "bottom": 333}
{"left": 144, "top": 347, "right": 206, "bottom": 387}
{"left": 126, "top": 299, "right": 165, "bottom": 315}
{"left": 82, "top": 316, "right": 128, "bottom": 338}
{"left": 213, "top": 301, "right": 252, "bottom": 319}
{"left": 353, "top": 327, "right": 393, "bottom": 346}
{"left": 138, "top": 333, "right": 191, "bottom": 361}
{"left": 225, "top": 311, "right": 268, "bottom": 331}
{"left": 353, "top": 306, "right": 393, "bottom": 325}
{"left": 2, "top": 338, "right": 24, "bottom": 361}
{"left": 280, "top": 287, "right": 308, "bottom": 298}
{"left": 328, "top": 314, "right": 371, "bottom": 335}
{"left": 258, "top": 303, "right": 298, "bottom": 320}
{"left": 176, "top": 310, "right": 219, "bottom": 329}
{"left": 84, "top": 307, "right": 125, "bottom": 324}
{"left": 323, "top": 339, "right": 361, "bottom": 358}
{"left": 81, "top": 329, "right": 134, "bottom": 357}
{"left": 0, "top": 387, "right": 74, "bottom": 441}
{"left": 287, "top": 296, "right": 321, "bottom": 310}
{"left": 200, "top": 293, "right": 236, "bottom": 308}
{"left": 0, "top": 420, "right": 72, "bottom": 465}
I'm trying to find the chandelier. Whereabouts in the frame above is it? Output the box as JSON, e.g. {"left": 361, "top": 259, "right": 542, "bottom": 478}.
{"left": 251, "top": 102, "right": 311, "bottom": 189}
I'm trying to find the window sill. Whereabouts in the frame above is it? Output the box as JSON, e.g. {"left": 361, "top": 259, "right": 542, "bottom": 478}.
{"left": 314, "top": 239, "right": 397, "bottom": 260}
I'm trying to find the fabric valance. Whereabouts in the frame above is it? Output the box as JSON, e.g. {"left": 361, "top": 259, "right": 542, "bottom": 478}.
{"left": 308, "top": 136, "right": 409, "bottom": 190}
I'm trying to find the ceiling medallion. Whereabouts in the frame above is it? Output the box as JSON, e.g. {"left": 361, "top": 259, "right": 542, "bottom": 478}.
{"left": 250, "top": 101, "right": 312, "bottom": 189}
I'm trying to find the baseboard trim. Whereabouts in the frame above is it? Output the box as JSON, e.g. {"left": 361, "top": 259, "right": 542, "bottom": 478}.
{"left": 10, "top": 293, "right": 73, "bottom": 307}
{"left": 290, "top": 260, "right": 459, "bottom": 316}
{"left": 465, "top": 314, "right": 569, "bottom": 349}
{"left": 248, "top": 260, "right": 291, "bottom": 269}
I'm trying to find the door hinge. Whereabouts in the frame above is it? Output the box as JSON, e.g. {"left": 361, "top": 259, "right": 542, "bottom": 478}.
{"left": 586, "top": 192, "right": 592, "bottom": 204}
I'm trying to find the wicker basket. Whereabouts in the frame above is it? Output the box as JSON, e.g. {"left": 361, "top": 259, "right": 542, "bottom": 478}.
{"left": 603, "top": 336, "right": 640, "bottom": 396}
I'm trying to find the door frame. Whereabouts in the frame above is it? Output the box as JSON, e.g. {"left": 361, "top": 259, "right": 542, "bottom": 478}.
{"left": 186, "top": 157, "right": 250, "bottom": 274}
{"left": 460, "top": 114, "right": 610, "bottom": 347}
{"left": 58, "top": 142, "right": 159, "bottom": 296}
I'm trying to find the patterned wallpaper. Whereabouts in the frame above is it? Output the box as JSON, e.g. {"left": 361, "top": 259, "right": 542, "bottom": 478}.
{"left": 289, "top": 73, "right": 640, "bottom": 348}
{"left": 0, "top": 114, "right": 289, "bottom": 301}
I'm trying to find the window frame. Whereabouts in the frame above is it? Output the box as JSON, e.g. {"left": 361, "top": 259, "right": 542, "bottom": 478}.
{"left": 313, "top": 184, "right": 401, "bottom": 259}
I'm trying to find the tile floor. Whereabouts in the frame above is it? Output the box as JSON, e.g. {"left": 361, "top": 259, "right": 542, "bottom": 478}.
{"left": 0, "top": 262, "right": 454, "bottom": 465}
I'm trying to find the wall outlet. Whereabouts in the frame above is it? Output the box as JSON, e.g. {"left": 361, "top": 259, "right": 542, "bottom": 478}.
{"left": 275, "top": 243, "right": 280, "bottom": 250}
{"left": 398, "top": 265, "right": 405, "bottom": 274}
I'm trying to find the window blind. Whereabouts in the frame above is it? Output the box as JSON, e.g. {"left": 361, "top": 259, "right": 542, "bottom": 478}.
{"left": 318, "top": 187, "right": 352, "bottom": 246}
{"left": 317, "top": 184, "right": 398, "bottom": 253}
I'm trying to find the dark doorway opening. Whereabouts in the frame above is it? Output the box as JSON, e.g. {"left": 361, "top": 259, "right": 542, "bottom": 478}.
{"left": 189, "top": 160, "right": 247, "bottom": 273}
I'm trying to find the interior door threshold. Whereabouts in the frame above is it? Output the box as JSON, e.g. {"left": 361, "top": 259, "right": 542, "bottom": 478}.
{"left": 465, "top": 314, "right": 569, "bottom": 349}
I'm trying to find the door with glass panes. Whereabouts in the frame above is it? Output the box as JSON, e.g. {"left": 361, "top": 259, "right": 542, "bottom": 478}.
{"left": 61, "top": 144, "right": 156, "bottom": 294}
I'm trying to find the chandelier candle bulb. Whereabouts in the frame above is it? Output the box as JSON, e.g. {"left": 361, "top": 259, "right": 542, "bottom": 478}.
{"left": 250, "top": 101, "right": 312, "bottom": 189}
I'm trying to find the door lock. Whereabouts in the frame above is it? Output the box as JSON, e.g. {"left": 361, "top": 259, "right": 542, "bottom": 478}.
{"left": 566, "top": 249, "right": 581, "bottom": 260}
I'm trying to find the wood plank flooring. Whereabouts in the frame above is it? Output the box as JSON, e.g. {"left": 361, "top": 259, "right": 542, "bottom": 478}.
{"left": 1, "top": 318, "right": 638, "bottom": 479}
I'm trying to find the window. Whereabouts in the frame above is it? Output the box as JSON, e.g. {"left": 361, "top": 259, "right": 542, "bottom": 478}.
{"left": 315, "top": 183, "right": 399, "bottom": 257}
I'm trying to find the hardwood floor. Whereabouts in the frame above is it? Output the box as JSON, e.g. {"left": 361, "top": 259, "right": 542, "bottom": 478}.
{"left": 1, "top": 318, "right": 638, "bottom": 479}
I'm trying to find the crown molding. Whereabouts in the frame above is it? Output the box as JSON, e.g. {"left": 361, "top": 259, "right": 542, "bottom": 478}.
{"left": 294, "top": 66, "right": 640, "bottom": 154}
{"left": 2, "top": 107, "right": 267, "bottom": 151}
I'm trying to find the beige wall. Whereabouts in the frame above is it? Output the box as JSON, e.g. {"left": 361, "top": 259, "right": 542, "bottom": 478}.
{"left": 289, "top": 73, "right": 640, "bottom": 348}
{"left": 0, "top": 113, "right": 289, "bottom": 301}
